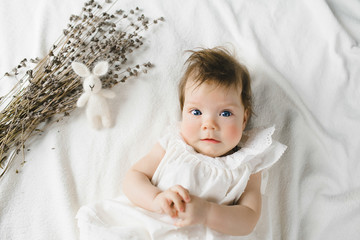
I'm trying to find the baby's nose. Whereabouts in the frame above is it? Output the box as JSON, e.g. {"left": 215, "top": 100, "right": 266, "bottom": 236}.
{"left": 202, "top": 118, "right": 218, "bottom": 130}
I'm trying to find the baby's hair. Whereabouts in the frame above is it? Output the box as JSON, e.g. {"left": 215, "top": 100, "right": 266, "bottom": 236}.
{"left": 178, "top": 47, "right": 253, "bottom": 117}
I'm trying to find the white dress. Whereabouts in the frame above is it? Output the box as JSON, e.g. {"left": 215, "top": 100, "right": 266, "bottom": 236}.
{"left": 76, "top": 125, "right": 287, "bottom": 240}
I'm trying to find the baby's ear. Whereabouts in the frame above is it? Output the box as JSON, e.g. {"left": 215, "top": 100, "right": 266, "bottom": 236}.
{"left": 243, "top": 109, "right": 250, "bottom": 130}
{"left": 72, "top": 62, "right": 91, "bottom": 78}
{"left": 93, "top": 61, "right": 109, "bottom": 76}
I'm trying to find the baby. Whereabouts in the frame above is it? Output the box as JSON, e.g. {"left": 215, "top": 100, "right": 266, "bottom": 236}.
{"left": 77, "top": 47, "right": 287, "bottom": 239}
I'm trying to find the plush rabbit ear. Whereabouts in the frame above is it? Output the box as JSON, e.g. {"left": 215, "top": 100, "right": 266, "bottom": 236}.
{"left": 92, "top": 61, "right": 109, "bottom": 76}
{"left": 72, "top": 62, "right": 91, "bottom": 77}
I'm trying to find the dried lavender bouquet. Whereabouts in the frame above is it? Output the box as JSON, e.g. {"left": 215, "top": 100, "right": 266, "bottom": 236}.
{"left": 0, "top": 0, "right": 163, "bottom": 178}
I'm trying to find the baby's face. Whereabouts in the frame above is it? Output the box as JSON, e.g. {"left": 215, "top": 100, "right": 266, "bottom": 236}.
{"left": 180, "top": 78, "right": 248, "bottom": 157}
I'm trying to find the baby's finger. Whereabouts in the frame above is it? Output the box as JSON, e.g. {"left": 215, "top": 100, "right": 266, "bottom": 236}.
{"left": 161, "top": 199, "right": 176, "bottom": 217}
{"left": 171, "top": 194, "right": 186, "bottom": 212}
{"left": 165, "top": 190, "right": 185, "bottom": 212}
{"left": 170, "top": 185, "right": 191, "bottom": 202}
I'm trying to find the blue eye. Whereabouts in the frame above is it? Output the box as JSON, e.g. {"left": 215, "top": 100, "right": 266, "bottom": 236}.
{"left": 220, "top": 111, "right": 232, "bottom": 117}
{"left": 191, "top": 109, "right": 202, "bottom": 116}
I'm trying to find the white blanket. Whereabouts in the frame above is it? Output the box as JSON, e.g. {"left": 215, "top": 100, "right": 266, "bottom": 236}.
{"left": 1, "top": 0, "right": 359, "bottom": 239}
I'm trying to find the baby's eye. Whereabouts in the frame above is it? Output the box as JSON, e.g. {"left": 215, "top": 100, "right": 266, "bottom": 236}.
{"left": 220, "top": 111, "right": 232, "bottom": 117}
{"left": 191, "top": 109, "right": 202, "bottom": 116}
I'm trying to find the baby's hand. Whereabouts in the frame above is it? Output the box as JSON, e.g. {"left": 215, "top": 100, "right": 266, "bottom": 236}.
{"left": 175, "top": 195, "right": 210, "bottom": 227}
{"left": 152, "top": 185, "right": 191, "bottom": 218}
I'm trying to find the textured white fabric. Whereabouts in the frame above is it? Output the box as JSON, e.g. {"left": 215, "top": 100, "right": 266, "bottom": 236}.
{"left": 76, "top": 126, "right": 286, "bottom": 239}
{"left": 1, "top": 0, "right": 360, "bottom": 239}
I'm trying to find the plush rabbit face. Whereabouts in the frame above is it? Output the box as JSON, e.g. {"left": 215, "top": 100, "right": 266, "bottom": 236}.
{"left": 71, "top": 61, "right": 109, "bottom": 93}
{"left": 82, "top": 75, "right": 102, "bottom": 93}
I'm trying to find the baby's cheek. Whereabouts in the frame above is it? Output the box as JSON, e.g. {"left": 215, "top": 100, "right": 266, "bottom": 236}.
{"left": 225, "top": 124, "right": 243, "bottom": 143}
{"left": 180, "top": 120, "right": 196, "bottom": 142}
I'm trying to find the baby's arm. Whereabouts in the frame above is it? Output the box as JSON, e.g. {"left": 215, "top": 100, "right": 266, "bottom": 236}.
{"left": 122, "top": 143, "right": 190, "bottom": 217}
{"left": 176, "top": 172, "right": 262, "bottom": 236}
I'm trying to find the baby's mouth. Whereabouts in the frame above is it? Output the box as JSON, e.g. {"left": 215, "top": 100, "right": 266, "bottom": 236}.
{"left": 201, "top": 138, "right": 221, "bottom": 144}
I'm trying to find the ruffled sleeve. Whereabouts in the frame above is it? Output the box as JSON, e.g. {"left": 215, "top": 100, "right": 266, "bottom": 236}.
{"left": 239, "top": 126, "right": 287, "bottom": 171}
{"left": 239, "top": 126, "right": 287, "bottom": 194}
{"left": 158, "top": 123, "right": 179, "bottom": 150}
{"left": 246, "top": 140, "right": 287, "bottom": 174}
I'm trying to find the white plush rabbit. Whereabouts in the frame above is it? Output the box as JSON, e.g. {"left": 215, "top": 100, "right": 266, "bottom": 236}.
{"left": 72, "top": 61, "right": 116, "bottom": 129}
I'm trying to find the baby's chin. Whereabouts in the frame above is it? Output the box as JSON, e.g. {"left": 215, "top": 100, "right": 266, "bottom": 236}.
{"left": 195, "top": 146, "right": 236, "bottom": 158}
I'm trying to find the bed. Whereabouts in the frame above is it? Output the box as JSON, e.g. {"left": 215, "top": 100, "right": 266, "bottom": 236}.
{"left": 1, "top": 0, "right": 359, "bottom": 239}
